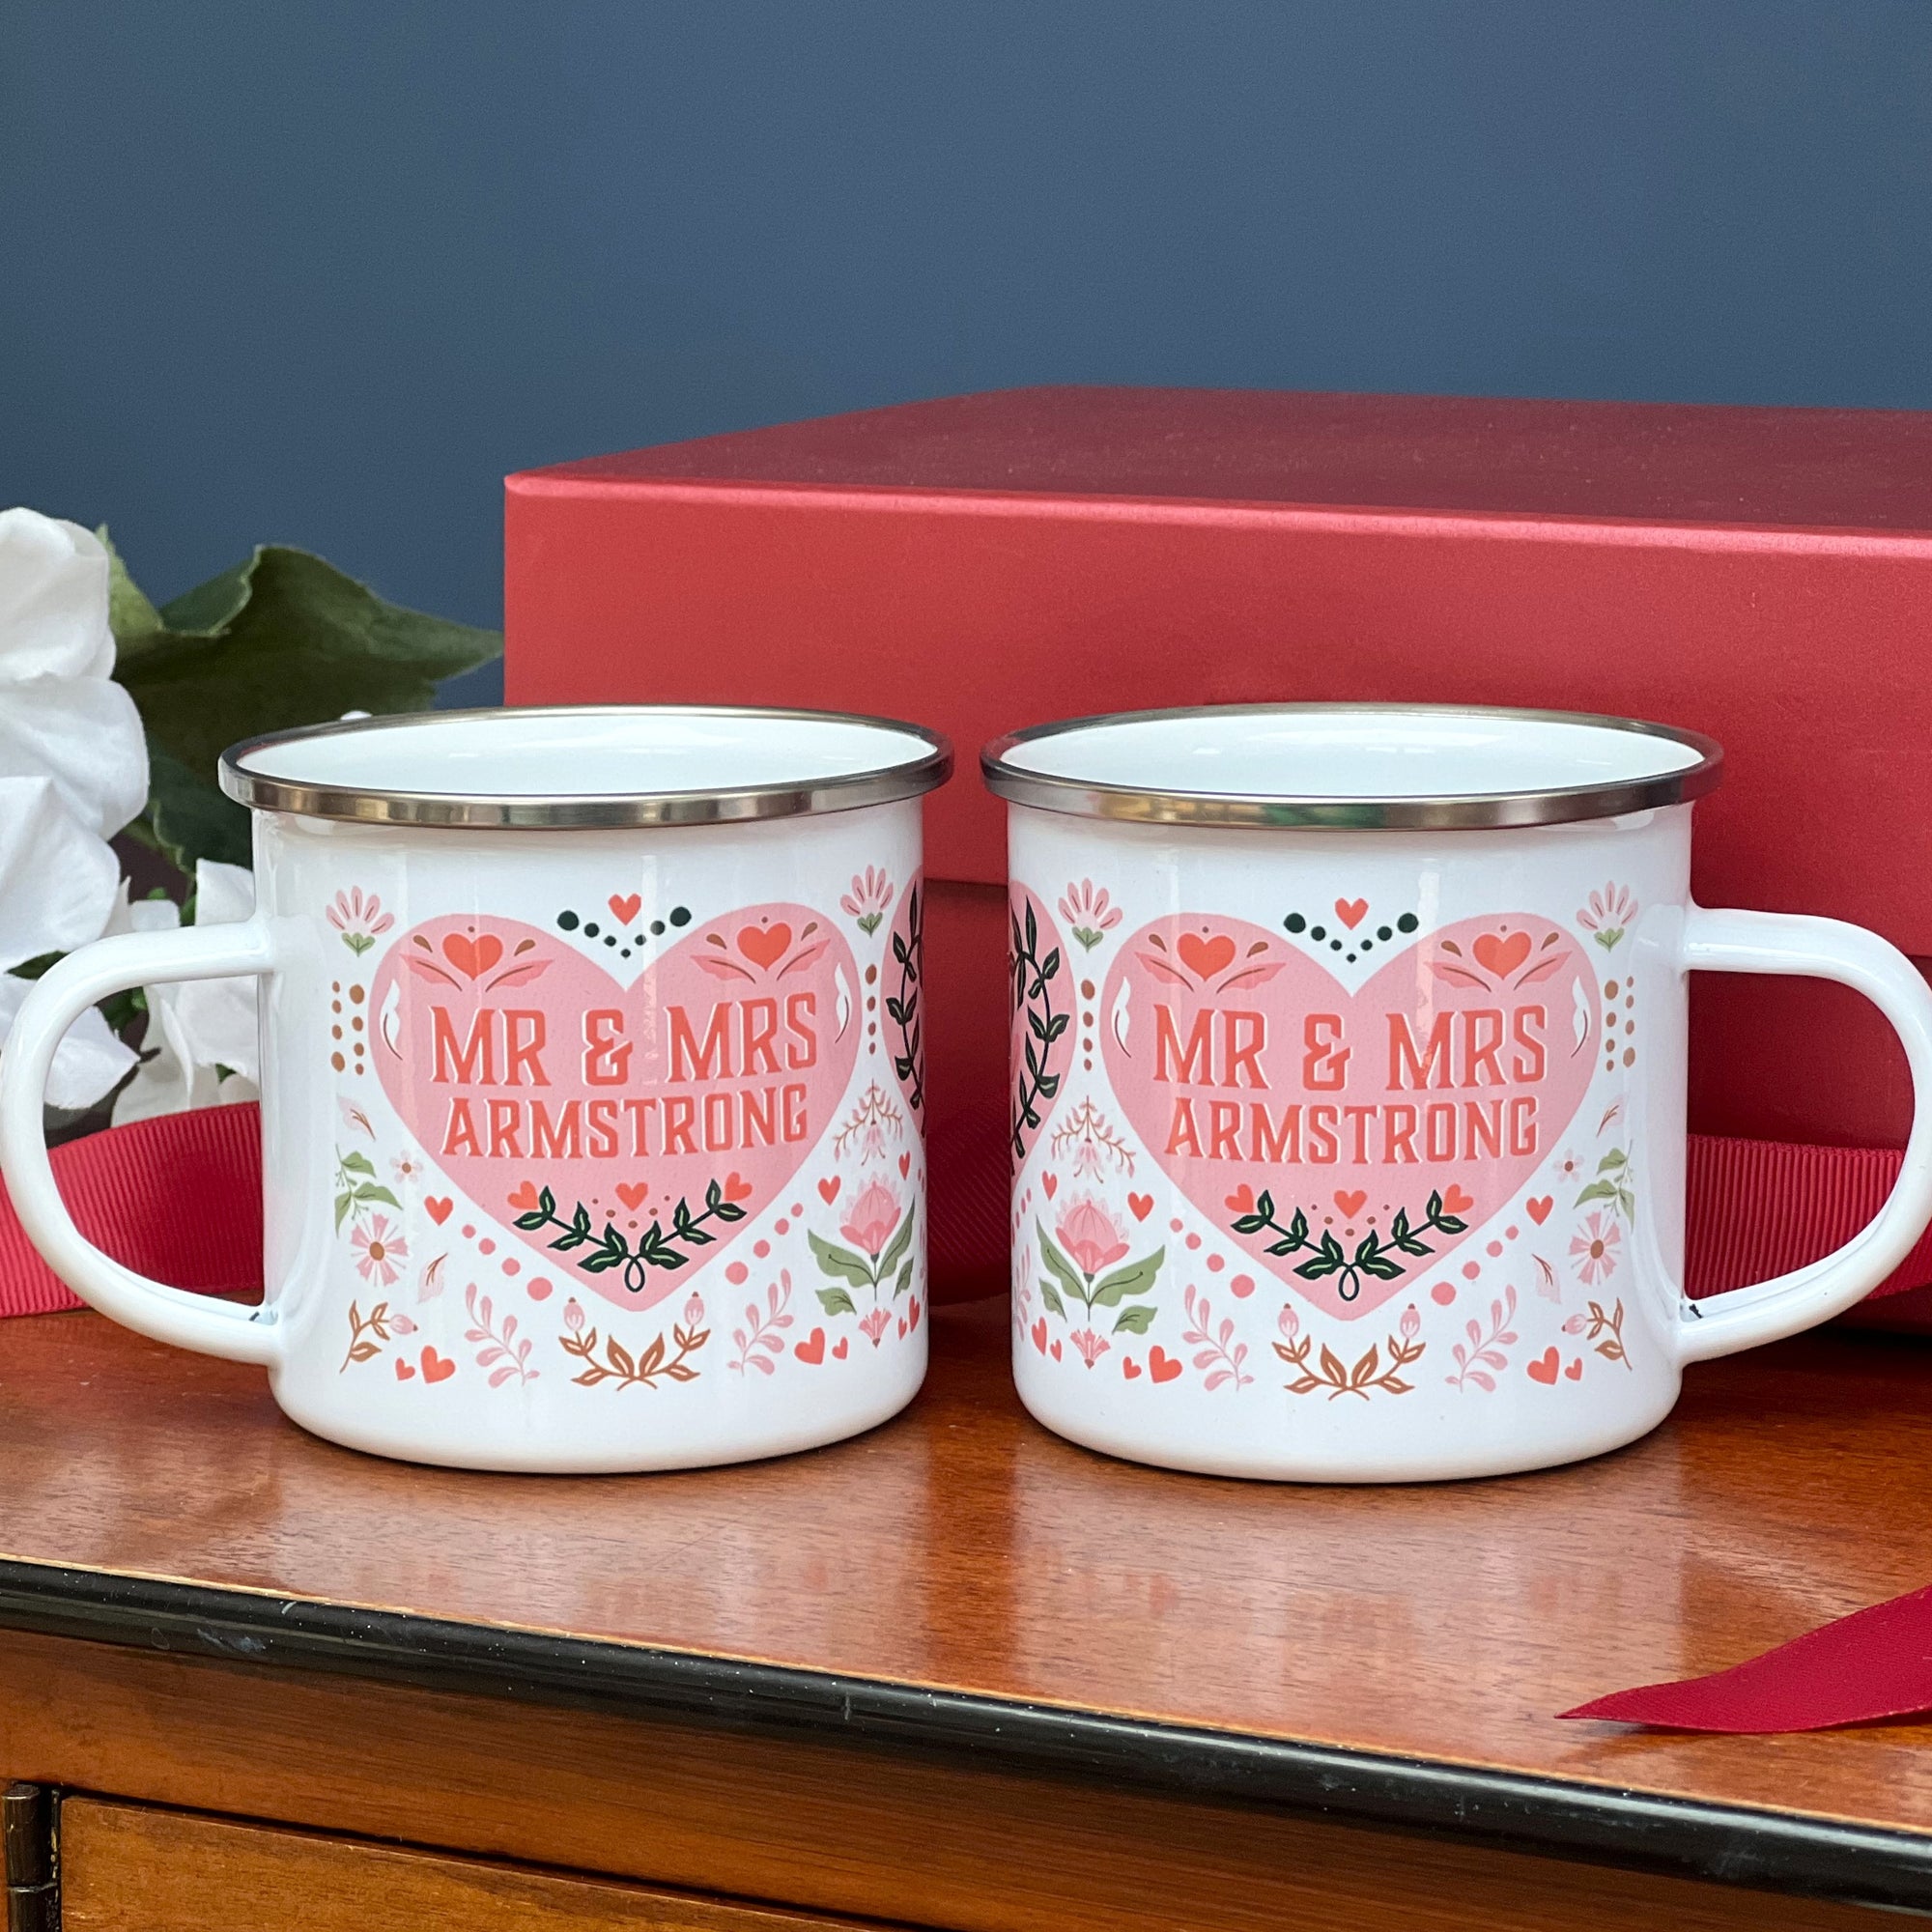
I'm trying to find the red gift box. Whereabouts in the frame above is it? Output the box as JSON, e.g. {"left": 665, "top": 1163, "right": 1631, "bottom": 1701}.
{"left": 505, "top": 387, "right": 1932, "bottom": 1312}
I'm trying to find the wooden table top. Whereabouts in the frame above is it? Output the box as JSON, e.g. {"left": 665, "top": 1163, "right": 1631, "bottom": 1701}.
{"left": 4, "top": 1301, "right": 1932, "bottom": 1906}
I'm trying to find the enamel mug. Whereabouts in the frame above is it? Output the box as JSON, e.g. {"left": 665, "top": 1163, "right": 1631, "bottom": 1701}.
{"left": 983, "top": 703, "right": 1932, "bottom": 1482}
{"left": 0, "top": 707, "right": 950, "bottom": 1471}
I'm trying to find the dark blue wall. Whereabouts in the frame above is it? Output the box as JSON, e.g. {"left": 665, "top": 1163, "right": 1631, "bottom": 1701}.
{"left": 7, "top": 1, "right": 1931, "bottom": 637}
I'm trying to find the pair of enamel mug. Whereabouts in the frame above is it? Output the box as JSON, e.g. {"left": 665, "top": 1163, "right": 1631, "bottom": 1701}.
{"left": 4, "top": 704, "right": 1929, "bottom": 1482}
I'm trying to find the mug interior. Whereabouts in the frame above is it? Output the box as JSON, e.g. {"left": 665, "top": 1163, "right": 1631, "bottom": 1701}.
{"left": 999, "top": 706, "right": 1705, "bottom": 801}
{"left": 231, "top": 707, "right": 938, "bottom": 797}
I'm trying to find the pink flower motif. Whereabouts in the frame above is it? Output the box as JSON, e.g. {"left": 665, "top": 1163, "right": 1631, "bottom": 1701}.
{"left": 1577, "top": 883, "right": 1637, "bottom": 952}
{"left": 1570, "top": 1211, "right": 1621, "bottom": 1287}
{"left": 326, "top": 887, "right": 394, "bottom": 957}
{"left": 840, "top": 1179, "right": 902, "bottom": 1258}
{"left": 350, "top": 1214, "right": 407, "bottom": 1287}
{"left": 1069, "top": 1326, "right": 1111, "bottom": 1369}
{"left": 1059, "top": 878, "right": 1123, "bottom": 952}
{"left": 859, "top": 1305, "right": 892, "bottom": 1348}
{"left": 839, "top": 867, "right": 895, "bottom": 934}
{"left": 1055, "top": 1194, "right": 1129, "bottom": 1278}
{"left": 389, "top": 1313, "right": 417, "bottom": 1337}
{"left": 1278, "top": 1301, "right": 1301, "bottom": 1342}
{"left": 1563, "top": 1312, "right": 1589, "bottom": 1335}
{"left": 683, "top": 1293, "right": 705, "bottom": 1328}
{"left": 1399, "top": 1303, "right": 1421, "bottom": 1341}
{"left": 563, "top": 1297, "right": 586, "bottom": 1333}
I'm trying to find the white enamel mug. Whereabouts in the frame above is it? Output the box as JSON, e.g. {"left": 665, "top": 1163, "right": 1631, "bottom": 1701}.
{"left": 984, "top": 703, "right": 1932, "bottom": 1482}
{"left": 0, "top": 706, "right": 950, "bottom": 1471}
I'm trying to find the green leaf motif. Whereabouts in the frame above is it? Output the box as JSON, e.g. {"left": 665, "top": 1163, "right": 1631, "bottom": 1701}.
{"left": 876, "top": 1205, "right": 916, "bottom": 1280}
{"left": 108, "top": 542, "right": 500, "bottom": 871}
{"left": 816, "top": 1285, "right": 858, "bottom": 1318}
{"left": 1090, "top": 1246, "right": 1165, "bottom": 1308}
{"left": 1036, "top": 1223, "right": 1086, "bottom": 1302}
{"left": 1111, "top": 1303, "right": 1156, "bottom": 1336}
{"left": 1037, "top": 1277, "right": 1066, "bottom": 1320}
{"left": 809, "top": 1231, "right": 875, "bottom": 1290}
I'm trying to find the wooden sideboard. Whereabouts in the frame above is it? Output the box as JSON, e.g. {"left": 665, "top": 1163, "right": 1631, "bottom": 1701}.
{"left": 3, "top": 1298, "right": 1932, "bottom": 1930}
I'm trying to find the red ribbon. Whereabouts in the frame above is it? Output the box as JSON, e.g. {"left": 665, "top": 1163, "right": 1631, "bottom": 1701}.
{"left": 1560, "top": 1585, "right": 1932, "bottom": 1732}
{"left": 2, "top": 1107, "right": 1928, "bottom": 1321}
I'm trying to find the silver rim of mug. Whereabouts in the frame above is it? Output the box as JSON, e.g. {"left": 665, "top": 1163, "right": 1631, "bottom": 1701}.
{"left": 219, "top": 704, "right": 954, "bottom": 828}
{"left": 981, "top": 701, "right": 1723, "bottom": 831}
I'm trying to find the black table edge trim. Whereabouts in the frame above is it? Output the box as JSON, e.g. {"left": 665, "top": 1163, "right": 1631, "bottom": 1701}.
{"left": 0, "top": 1557, "right": 1924, "bottom": 1912}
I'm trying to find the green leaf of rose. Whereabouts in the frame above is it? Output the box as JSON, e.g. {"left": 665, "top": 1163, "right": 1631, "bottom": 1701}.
{"left": 1090, "top": 1246, "right": 1164, "bottom": 1307}
{"left": 808, "top": 1231, "right": 875, "bottom": 1290}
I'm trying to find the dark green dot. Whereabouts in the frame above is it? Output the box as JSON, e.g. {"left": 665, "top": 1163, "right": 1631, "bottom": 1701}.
{"left": 1397, "top": 913, "right": 1419, "bottom": 933}
{"left": 1330, "top": 939, "right": 1344, "bottom": 952}
{"left": 1284, "top": 913, "right": 1306, "bottom": 935}
{"left": 604, "top": 934, "right": 617, "bottom": 948}
{"left": 1346, "top": 952, "right": 1357, "bottom": 963}
{"left": 649, "top": 920, "right": 666, "bottom": 937}
{"left": 584, "top": 922, "right": 601, "bottom": 938}
{"left": 1361, "top": 938, "right": 1374, "bottom": 952}
{"left": 1376, "top": 924, "right": 1392, "bottom": 942}
{"left": 1310, "top": 924, "right": 1326, "bottom": 942}
{"left": 557, "top": 911, "right": 579, "bottom": 931}
{"left": 668, "top": 906, "right": 692, "bottom": 927}
{"left": 620, "top": 948, "right": 632, "bottom": 959}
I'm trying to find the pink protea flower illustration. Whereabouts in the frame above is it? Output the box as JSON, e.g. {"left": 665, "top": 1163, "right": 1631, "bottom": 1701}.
{"left": 1069, "top": 1326, "right": 1111, "bottom": 1369}
{"left": 1059, "top": 878, "right": 1123, "bottom": 952}
{"left": 350, "top": 1214, "right": 408, "bottom": 1286}
{"left": 840, "top": 1179, "right": 902, "bottom": 1258}
{"left": 1055, "top": 1194, "right": 1130, "bottom": 1278}
{"left": 859, "top": 1305, "right": 893, "bottom": 1348}
{"left": 327, "top": 887, "right": 394, "bottom": 957}
{"left": 1570, "top": 1211, "right": 1621, "bottom": 1286}
{"left": 1577, "top": 883, "right": 1637, "bottom": 952}
{"left": 840, "top": 867, "right": 895, "bottom": 935}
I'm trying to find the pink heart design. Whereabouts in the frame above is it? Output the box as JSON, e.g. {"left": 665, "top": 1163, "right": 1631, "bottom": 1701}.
{"left": 1101, "top": 912, "right": 1594, "bottom": 1321}
{"left": 1528, "top": 1347, "right": 1560, "bottom": 1385}
{"left": 1526, "top": 1195, "right": 1554, "bottom": 1225}
{"left": 372, "top": 905, "right": 856, "bottom": 1315}
{"left": 608, "top": 893, "right": 641, "bottom": 925}
{"left": 794, "top": 1327, "right": 826, "bottom": 1365}
{"left": 1334, "top": 897, "right": 1368, "bottom": 930}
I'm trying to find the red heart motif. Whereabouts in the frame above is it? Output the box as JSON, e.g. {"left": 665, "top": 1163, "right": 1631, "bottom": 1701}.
{"left": 1050, "top": 1339, "right": 1063, "bottom": 1361}
{"left": 1042, "top": 1173, "right": 1059, "bottom": 1199}
{"left": 394, "top": 1358, "right": 416, "bottom": 1380}
{"left": 1472, "top": 929, "right": 1532, "bottom": 980}
{"left": 1334, "top": 1189, "right": 1368, "bottom": 1219}
{"left": 794, "top": 1327, "right": 826, "bottom": 1365}
{"left": 898, "top": 1152, "right": 911, "bottom": 1178}
{"left": 1127, "top": 1192, "right": 1153, "bottom": 1221}
{"left": 608, "top": 893, "right": 642, "bottom": 926}
{"left": 833, "top": 1336, "right": 849, "bottom": 1359}
{"left": 1122, "top": 1356, "right": 1142, "bottom": 1379}
{"left": 1334, "top": 897, "right": 1368, "bottom": 930}
{"left": 1441, "top": 1184, "right": 1477, "bottom": 1217}
{"left": 1176, "top": 931, "right": 1236, "bottom": 980}
{"left": 738, "top": 922, "right": 793, "bottom": 971}
{"left": 1526, "top": 1195, "right": 1553, "bottom": 1225}
{"left": 1149, "top": 1346, "right": 1183, "bottom": 1384}
{"left": 1527, "top": 1347, "right": 1560, "bottom": 1385}
{"left": 372, "top": 906, "right": 856, "bottom": 1314}
{"left": 896, "top": 1318, "right": 907, "bottom": 1338}
{"left": 424, "top": 1196, "right": 453, "bottom": 1226}
{"left": 1030, "top": 1317, "right": 1049, "bottom": 1354}
{"left": 1225, "top": 1183, "right": 1256, "bottom": 1215}
{"left": 817, "top": 1176, "right": 840, "bottom": 1205}
{"left": 615, "top": 1180, "right": 649, "bottom": 1210}
{"left": 441, "top": 932, "right": 503, "bottom": 981}
{"left": 1564, "top": 1357, "right": 1584, "bottom": 1380}
{"left": 908, "top": 1294, "right": 922, "bottom": 1330}
{"left": 420, "top": 1347, "right": 457, "bottom": 1384}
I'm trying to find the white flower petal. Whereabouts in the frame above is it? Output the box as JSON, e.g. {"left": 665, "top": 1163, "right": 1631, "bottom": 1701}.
{"left": 192, "top": 860, "right": 255, "bottom": 925}
{"left": 0, "top": 512, "right": 115, "bottom": 682}
{"left": 0, "top": 973, "right": 137, "bottom": 1112}
{"left": 0, "top": 675, "right": 149, "bottom": 838}
{"left": 0, "top": 778, "right": 120, "bottom": 970}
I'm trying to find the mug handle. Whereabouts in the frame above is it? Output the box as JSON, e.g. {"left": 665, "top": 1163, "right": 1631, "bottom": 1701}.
{"left": 1674, "top": 907, "right": 1932, "bottom": 1363}
{"left": 0, "top": 921, "right": 284, "bottom": 1366}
